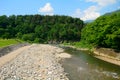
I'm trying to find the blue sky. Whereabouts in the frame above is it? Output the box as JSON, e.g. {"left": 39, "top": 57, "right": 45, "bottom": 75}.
{"left": 0, "top": 0, "right": 120, "bottom": 21}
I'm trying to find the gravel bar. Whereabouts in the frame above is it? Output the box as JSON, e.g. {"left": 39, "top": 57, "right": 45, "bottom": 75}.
{"left": 0, "top": 44, "right": 69, "bottom": 80}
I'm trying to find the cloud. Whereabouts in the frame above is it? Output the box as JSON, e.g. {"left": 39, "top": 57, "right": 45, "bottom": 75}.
{"left": 81, "top": 6, "right": 100, "bottom": 21}
{"left": 72, "top": 6, "right": 100, "bottom": 21}
{"left": 86, "top": 0, "right": 117, "bottom": 6}
{"left": 38, "top": 3, "right": 54, "bottom": 15}
{"left": 77, "top": 0, "right": 117, "bottom": 21}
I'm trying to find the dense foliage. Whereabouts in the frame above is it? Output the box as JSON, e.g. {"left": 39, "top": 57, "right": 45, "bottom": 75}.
{"left": 81, "top": 10, "right": 120, "bottom": 50}
{"left": 0, "top": 15, "right": 83, "bottom": 43}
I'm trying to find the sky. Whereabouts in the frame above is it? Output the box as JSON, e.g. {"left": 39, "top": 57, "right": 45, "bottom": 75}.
{"left": 0, "top": 0, "right": 120, "bottom": 21}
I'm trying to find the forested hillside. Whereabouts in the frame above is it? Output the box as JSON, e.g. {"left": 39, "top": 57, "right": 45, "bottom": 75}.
{"left": 0, "top": 15, "right": 83, "bottom": 43}
{"left": 1, "top": 10, "right": 120, "bottom": 50}
{"left": 81, "top": 10, "right": 120, "bottom": 50}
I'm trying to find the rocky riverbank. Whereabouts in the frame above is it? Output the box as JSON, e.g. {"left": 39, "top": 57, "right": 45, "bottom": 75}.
{"left": 0, "top": 44, "right": 69, "bottom": 80}
{"left": 93, "top": 48, "right": 120, "bottom": 66}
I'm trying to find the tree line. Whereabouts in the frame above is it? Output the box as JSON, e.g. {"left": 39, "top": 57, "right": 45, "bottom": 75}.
{"left": 0, "top": 10, "right": 120, "bottom": 50}
{"left": 0, "top": 15, "right": 83, "bottom": 43}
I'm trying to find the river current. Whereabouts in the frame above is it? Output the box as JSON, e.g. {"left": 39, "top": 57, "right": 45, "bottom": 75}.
{"left": 61, "top": 47, "right": 120, "bottom": 80}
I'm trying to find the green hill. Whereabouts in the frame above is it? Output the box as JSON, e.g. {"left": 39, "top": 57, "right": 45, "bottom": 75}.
{"left": 0, "top": 15, "right": 83, "bottom": 43}
{"left": 81, "top": 10, "right": 120, "bottom": 50}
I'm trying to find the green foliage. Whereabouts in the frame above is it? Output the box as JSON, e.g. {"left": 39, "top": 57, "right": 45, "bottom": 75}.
{"left": 22, "top": 33, "right": 35, "bottom": 42}
{"left": 81, "top": 10, "right": 120, "bottom": 50}
{"left": 34, "top": 38, "right": 41, "bottom": 43}
{"left": 62, "top": 41, "right": 93, "bottom": 50}
{"left": 0, "top": 15, "right": 83, "bottom": 43}
{"left": 74, "top": 41, "right": 93, "bottom": 49}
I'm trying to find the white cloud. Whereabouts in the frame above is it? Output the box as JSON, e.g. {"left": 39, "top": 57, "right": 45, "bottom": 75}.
{"left": 86, "top": 0, "right": 117, "bottom": 6}
{"left": 78, "top": 0, "right": 117, "bottom": 20}
{"left": 72, "top": 6, "right": 100, "bottom": 21}
{"left": 81, "top": 6, "right": 100, "bottom": 21}
{"left": 38, "top": 3, "right": 54, "bottom": 15}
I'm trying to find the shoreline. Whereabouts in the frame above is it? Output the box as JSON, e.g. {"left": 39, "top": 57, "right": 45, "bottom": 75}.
{"left": 93, "top": 49, "right": 120, "bottom": 66}
{"left": 61, "top": 44, "right": 120, "bottom": 66}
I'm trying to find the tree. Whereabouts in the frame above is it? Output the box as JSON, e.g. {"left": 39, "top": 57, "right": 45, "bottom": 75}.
{"left": 0, "top": 14, "right": 84, "bottom": 43}
{"left": 22, "top": 33, "right": 35, "bottom": 42}
{"left": 81, "top": 10, "right": 120, "bottom": 50}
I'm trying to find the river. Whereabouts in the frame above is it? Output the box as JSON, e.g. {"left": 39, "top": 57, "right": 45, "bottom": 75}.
{"left": 60, "top": 47, "right": 120, "bottom": 80}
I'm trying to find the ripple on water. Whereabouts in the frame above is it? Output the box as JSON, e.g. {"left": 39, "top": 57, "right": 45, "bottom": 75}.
{"left": 61, "top": 47, "right": 120, "bottom": 80}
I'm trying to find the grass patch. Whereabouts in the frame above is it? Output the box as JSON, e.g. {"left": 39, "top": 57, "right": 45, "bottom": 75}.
{"left": 0, "top": 39, "right": 23, "bottom": 48}
{"left": 62, "top": 41, "right": 93, "bottom": 50}
{"left": 73, "top": 41, "right": 93, "bottom": 49}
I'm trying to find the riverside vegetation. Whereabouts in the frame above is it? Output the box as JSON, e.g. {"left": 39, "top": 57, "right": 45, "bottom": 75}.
{"left": 0, "top": 10, "right": 120, "bottom": 50}
{"left": 81, "top": 9, "right": 120, "bottom": 50}
{"left": 0, "top": 9, "right": 120, "bottom": 63}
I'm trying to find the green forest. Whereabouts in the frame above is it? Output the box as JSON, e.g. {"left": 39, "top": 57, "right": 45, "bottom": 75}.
{"left": 0, "top": 10, "right": 120, "bottom": 50}
{"left": 0, "top": 15, "right": 83, "bottom": 43}
{"left": 81, "top": 10, "right": 120, "bottom": 50}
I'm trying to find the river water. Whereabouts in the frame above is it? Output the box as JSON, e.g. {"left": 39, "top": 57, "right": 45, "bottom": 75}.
{"left": 61, "top": 47, "right": 120, "bottom": 80}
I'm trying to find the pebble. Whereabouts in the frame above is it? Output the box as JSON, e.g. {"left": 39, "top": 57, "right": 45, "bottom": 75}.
{"left": 0, "top": 44, "right": 69, "bottom": 80}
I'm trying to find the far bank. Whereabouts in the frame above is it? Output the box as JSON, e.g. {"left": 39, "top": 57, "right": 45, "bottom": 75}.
{"left": 61, "top": 43, "right": 120, "bottom": 66}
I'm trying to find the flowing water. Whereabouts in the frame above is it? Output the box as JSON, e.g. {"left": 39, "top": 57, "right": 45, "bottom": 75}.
{"left": 61, "top": 47, "right": 120, "bottom": 80}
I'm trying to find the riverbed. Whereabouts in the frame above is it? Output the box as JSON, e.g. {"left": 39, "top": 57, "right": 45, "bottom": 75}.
{"left": 61, "top": 47, "right": 120, "bottom": 80}
{"left": 0, "top": 44, "right": 69, "bottom": 80}
{"left": 0, "top": 44, "right": 120, "bottom": 80}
